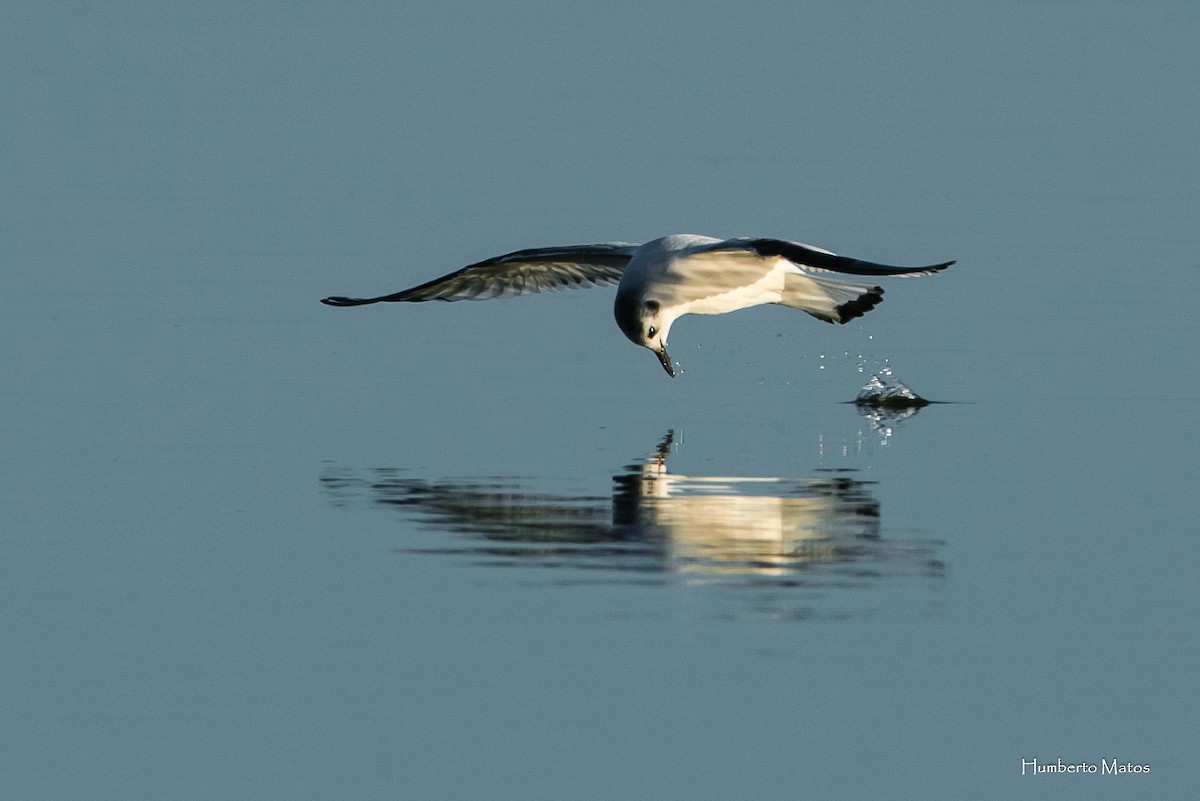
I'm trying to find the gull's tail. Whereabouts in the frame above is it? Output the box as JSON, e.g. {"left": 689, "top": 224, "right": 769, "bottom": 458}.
{"left": 779, "top": 273, "right": 885, "bottom": 324}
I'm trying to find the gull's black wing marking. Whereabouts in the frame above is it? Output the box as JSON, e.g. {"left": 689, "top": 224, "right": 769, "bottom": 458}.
{"left": 703, "top": 238, "right": 955, "bottom": 278}
{"left": 321, "top": 243, "right": 640, "bottom": 306}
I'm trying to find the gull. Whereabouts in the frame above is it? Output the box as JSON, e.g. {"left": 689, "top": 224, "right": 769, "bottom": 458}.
{"left": 321, "top": 234, "right": 954, "bottom": 377}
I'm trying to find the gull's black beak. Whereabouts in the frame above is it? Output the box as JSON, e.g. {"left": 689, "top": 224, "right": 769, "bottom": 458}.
{"left": 656, "top": 345, "right": 675, "bottom": 378}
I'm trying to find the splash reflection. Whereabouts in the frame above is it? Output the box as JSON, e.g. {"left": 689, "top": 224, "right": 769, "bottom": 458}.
{"left": 322, "top": 433, "right": 944, "bottom": 592}
{"left": 855, "top": 402, "right": 924, "bottom": 447}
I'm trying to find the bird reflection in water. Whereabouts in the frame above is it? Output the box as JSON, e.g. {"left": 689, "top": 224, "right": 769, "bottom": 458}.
{"left": 322, "top": 432, "right": 944, "bottom": 587}
{"left": 616, "top": 433, "right": 889, "bottom": 577}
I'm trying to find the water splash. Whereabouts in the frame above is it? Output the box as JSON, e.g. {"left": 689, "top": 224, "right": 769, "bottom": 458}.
{"left": 854, "top": 365, "right": 929, "bottom": 410}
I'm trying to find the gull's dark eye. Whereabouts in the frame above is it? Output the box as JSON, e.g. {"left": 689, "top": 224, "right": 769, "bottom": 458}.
{"left": 647, "top": 326, "right": 657, "bottom": 338}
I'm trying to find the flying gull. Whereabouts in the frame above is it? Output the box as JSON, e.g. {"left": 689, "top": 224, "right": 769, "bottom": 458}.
{"left": 321, "top": 234, "right": 954, "bottom": 377}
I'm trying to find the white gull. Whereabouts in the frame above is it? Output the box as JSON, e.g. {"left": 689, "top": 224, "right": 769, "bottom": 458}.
{"left": 321, "top": 233, "right": 954, "bottom": 377}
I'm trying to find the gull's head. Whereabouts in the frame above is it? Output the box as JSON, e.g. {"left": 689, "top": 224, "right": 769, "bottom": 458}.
{"left": 614, "top": 294, "right": 675, "bottom": 377}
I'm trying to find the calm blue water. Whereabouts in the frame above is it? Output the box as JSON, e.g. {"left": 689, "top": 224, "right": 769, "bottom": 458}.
{"left": 3, "top": 2, "right": 1197, "bottom": 799}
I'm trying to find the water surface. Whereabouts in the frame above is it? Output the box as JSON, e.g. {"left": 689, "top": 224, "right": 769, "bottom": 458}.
{"left": 2, "top": 2, "right": 1197, "bottom": 800}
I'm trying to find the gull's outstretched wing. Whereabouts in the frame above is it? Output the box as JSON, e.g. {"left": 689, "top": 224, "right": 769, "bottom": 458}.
{"left": 321, "top": 243, "right": 640, "bottom": 306}
{"left": 701, "top": 238, "right": 955, "bottom": 277}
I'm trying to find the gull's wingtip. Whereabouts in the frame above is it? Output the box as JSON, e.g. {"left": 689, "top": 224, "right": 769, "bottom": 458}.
{"left": 898, "top": 259, "right": 956, "bottom": 278}
{"left": 321, "top": 296, "right": 372, "bottom": 307}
